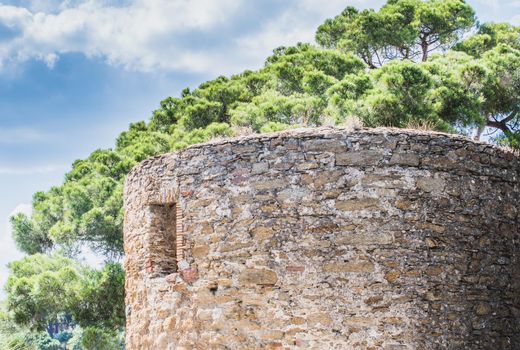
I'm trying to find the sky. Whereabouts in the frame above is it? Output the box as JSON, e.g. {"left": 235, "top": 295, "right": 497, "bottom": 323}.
{"left": 0, "top": 0, "right": 519, "bottom": 294}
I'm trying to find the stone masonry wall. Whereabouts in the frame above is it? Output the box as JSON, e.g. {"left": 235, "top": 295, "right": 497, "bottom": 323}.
{"left": 124, "top": 127, "right": 520, "bottom": 349}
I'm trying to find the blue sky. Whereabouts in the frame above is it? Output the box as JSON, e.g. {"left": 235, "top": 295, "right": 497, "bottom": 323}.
{"left": 0, "top": 0, "right": 519, "bottom": 292}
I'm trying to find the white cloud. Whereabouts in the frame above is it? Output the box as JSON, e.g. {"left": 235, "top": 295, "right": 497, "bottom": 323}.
{"left": 0, "top": 0, "right": 245, "bottom": 73}
{"left": 0, "top": 0, "right": 385, "bottom": 75}
{"left": 0, "top": 4, "right": 32, "bottom": 27}
{"left": 2, "top": 0, "right": 513, "bottom": 77}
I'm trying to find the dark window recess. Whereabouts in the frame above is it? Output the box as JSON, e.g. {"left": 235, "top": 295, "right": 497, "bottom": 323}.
{"left": 149, "top": 203, "right": 177, "bottom": 276}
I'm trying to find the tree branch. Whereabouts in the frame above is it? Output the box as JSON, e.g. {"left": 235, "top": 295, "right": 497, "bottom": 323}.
{"left": 487, "top": 108, "right": 518, "bottom": 130}
{"left": 487, "top": 119, "right": 512, "bottom": 134}
{"left": 486, "top": 120, "right": 511, "bottom": 132}
{"left": 501, "top": 109, "right": 519, "bottom": 125}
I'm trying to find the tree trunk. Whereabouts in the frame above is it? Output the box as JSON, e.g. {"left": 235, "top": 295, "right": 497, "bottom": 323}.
{"left": 474, "top": 125, "right": 485, "bottom": 141}
{"left": 421, "top": 40, "right": 429, "bottom": 62}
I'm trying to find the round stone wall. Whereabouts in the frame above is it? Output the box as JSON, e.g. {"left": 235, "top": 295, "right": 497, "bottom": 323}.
{"left": 124, "top": 127, "right": 520, "bottom": 349}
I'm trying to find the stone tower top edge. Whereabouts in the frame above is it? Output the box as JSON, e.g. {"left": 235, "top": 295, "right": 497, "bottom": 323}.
{"left": 125, "top": 126, "right": 519, "bottom": 184}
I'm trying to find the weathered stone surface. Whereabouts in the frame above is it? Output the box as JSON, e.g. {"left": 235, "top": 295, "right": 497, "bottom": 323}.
{"left": 239, "top": 268, "right": 278, "bottom": 285}
{"left": 124, "top": 126, "right": 520, "bottom": 349}
{"left": 335, "top": 198, "right": 379, "bottom": 211}
{"left": 416, "top": 177, "right": 446, "bottom": 193}
{"left": 179, "top": 268, "right": 198, "bottom": 284}
{"left": 384, "top": 270, "right": 401, "bottom": 283}
{"left": 388, "top": 152, "right": 421, "bottom": 167}
{"left": 336, "top": 150, "right": 385, "bottom": 166}
{"left": 323, "top": 261, "right": 375, "bottom": 273}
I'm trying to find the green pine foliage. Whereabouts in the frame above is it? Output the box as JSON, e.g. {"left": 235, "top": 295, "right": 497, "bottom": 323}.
{"left": 5, "top": 254, "right": 125, "bottom": 332}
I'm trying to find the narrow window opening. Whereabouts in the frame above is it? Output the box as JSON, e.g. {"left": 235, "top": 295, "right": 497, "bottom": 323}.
{"left": 149, "top": 203, "right": 177, "bottom": 276}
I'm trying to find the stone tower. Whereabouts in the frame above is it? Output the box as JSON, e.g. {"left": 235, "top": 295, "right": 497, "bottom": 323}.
{"left": 124, "top": 127, "right": 520, "bottom": 349}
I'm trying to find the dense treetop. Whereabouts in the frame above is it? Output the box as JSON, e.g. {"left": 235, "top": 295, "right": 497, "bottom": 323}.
{"left": 2, "top": 254, "right": 124, "bottom": 349}
{"left": 4, "top": 1, "right": 519, "bottom": 348}
{"left": 316, "top": 0, "right": 476, "bottom": 64}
